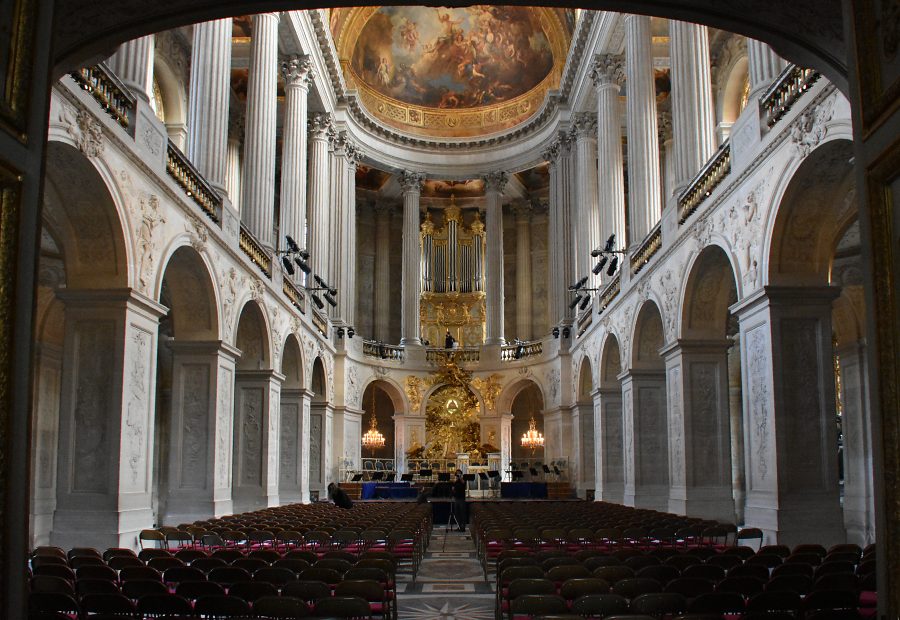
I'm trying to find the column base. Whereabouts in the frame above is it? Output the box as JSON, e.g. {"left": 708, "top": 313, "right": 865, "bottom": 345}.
{"left": 668, "top": 486, "right": 735, "bottom": 522}
{"left": 744, "top": 492, "right": 845, "bottom": 546}
{"left": 597, "top": 484, "right": 624, "bottom": 504}
{"left": 163, "top": 492, "right": 233, "bottom": 525}
{"left": 629, "top": 485, "right": 669, "bottom": 511}
{"left": 52, "top": 506, "right": 154, "bottom": 551}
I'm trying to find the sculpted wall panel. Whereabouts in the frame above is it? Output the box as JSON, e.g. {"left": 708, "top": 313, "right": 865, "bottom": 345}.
{"left": 215, "top": 367, "right": 232, "bottom": 488}
{"left": 72, "top": 321, "right": 114, "bottom": 493}
{"left": 745, "top": 325, "right": 773, "bottom": 491}
{"left": 238, "top": 386, "right": 264, "bottom": 486}
{"left": 310, "top": 413, "right": 323, "bottom": 485}
{"left": 636, "top": 385, "right": 666, "bottom": 485}
{"left": 668, "top": 366, "right": 684, "bottom": 486}
{"left": 180, "top": 363, "right": 210, "bottom": 489}
{"left": 690, "top": 361, "right": 726, "bottom": 485}
{"left": 123, "top": 325, "right": 152, "bottom": 492}
{"left": 604, "top": 401, "right": 623, "bottom": 481}
{"left": 280, "top": 404, "right": 299, "bottom": 487}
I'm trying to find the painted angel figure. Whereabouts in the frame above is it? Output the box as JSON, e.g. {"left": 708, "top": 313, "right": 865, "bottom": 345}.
{"left": 399, "top": 17, "right": 419, "bottom": 52}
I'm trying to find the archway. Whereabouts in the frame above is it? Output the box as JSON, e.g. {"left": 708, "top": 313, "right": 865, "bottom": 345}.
{"left": 153, "top": 244, "right": 222, "bottom": 526}
{"left": 574, "top": 355, "right": 595, "bottom": 498}
{"left": 309, "top": 356, "right": 328, "bottom": 498}
{"left": 278, "top": 334, "right": 306, "bottom": 502}
{"left": 597, "top": 333, "right": 624, "bottom": 503}
{"left": 360, "top": 381, "right": 397, "bottom": 469}
{"left": 622, "top": 300, "right": 669, "bottom": 511}
{"left": 510, "top": 381, "right": 545, "bottom": 470}
{"left": 670, "top": 244, "right": 739, "bottom": 522}
{"left": 232, "top": 299, "right": 278, "bottom": 512}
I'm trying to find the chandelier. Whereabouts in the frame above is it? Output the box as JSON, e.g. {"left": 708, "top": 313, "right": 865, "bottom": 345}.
{"left": 361, "top": 390, "right": 386, "bottom": 454}
{"left": 521, "top": 415, "right": 544, "bottom": 453}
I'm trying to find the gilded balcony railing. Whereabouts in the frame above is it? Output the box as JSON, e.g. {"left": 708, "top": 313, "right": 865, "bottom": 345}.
{"left": 312, "top": 308, "right": 328, "bottom": 336}
{"left": 761, "top": 64, "right": 821, "bottom": 128}
{"left": 500, "top": 340, "right": 543, "bottom": 362}
{"left": 597, "top": 275, "right": 621, "bottom": 313}
{"left": 362, "top": 340, "right": 405, "bottom": 361}
{"left": 678, "top": 140, "right": 731, "bottom": 223}
{"left": 70, "top": 64, "right": 134, "bottom": 129}
{"left": 577, "top": 308, "right": 593, "bottom": 336}
{"left": 166, "top": 142, "right": 221, "bottom": 222}
{"left": 282, "top": 277, "right": 306, "bottom": 314}
{"left": 425, "top": 347, "right": 480, "bottom": 363}
{"left": 630, "top": 225, "right": 662, "bottom": 275}
{"left": 239, "top": 224, "right": 272, "bottom": 278}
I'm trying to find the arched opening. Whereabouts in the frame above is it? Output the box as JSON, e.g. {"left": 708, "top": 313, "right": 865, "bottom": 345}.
{"left": 674, "top": 244, "right": 739, "bottom": 522}
{"left": 574, "top": 355, "right": 596, "bottom": 498}
{"left": 232, "top": 300, "right": 276, "bottom": 513}
{"left": 309, "top": 356, "right": 328, "bottom": 499}
{"left": 278, "top": 334, "right": 306, "bottom": 502}
{"left": 510, "top": 381, "right": 545, "bottom": 469}
{"left": 360, "top": 381, "right": 396, "bottom": 467}
{"left": 624, "top": 300, "right": 669, "bottom": 511}
{"left": 597, "top": 334, "right": 624, "bottom": 503}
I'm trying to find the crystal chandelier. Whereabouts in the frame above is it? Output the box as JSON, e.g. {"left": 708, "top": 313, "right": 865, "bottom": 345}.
{"left": 361, "top": 390, "right": 386, "bottom": 454}
{"left": 520, "top": 415, "right": 544, "bottom": 453}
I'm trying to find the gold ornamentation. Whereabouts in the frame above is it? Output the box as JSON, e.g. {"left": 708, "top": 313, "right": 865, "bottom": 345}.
{"left": 405, "top": 375, "right": 425, "bottom": 414}
{"left": 471, "top": 373, "right": 503, "bottom": 412}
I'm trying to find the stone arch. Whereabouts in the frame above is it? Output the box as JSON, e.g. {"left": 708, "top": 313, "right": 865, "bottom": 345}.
{"left": 152, "top": 53, "right": 188, "bottom": 143}
{"left": 576, "top": 354, "right": 594, "bottom": 402}
{"left": 280, "top": 334, "right": 304, "bottom": 390}
{"left": 716, "top": 49, "right": 749, "bottom": 129}
{"left": 310, "top": 356, "right": 328, "bottom": 402}
{"left": 157, "top": 244, "right": 220, "bottom": 341}
{"left": 43, "top": 141, "right": 130, "bottom": 290}
{"left": 509, "top": 380, "right": 545, "bottom": 462}
{"left": 600, "top": 333, "right": 623, "bottom": 389}
{"left": 681, "top": 245, "right": 740, "bottom": 340}
{"left": 234, "top": 300, "right": 272, "bottom": 371}
{"left": 765, "top": 138, "right": 856, "bottom": 286}
{"left": 360, "top": 380, "right": 397, "bottom": 461}
{"left": 497, "top": 376, "right": 545, "bottom": 415}
{"left": 632, "top": 299, "right": 666, "bottom": 369}
{"left": 596, "top": 332, "right": 624, "bottom": 502}
{"left": 361, "top": 376, "right": 407, "bottom": 413}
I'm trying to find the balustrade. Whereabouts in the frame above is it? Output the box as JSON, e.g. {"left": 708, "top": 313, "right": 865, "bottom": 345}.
{"left": 597, "top": 275, "right": 621, "bottom": 313}
{"left": 362, "top": 340, "right": 405, "bottom": 361}
{"left": 761, "top": 64, "right": 821, "bottom": 128}
{"left": 425, "top": 347, "right": 480, "bottom": 364}
{"left": 500, "top": 340, "right": 544, "bottom": 362}
{"left": 282, "top": 277, "right": 306, "bottom": 313}
{"left": 577, "top": 309, "right": 593, "bottom": 337}
{"left": 630, "top": 224, "right": 662, "bottom": 275}
{"left": 678, "top": 140, "right": 731, "bottom": 223}
{"left": 166, "top": 142, "right": 222, "bottom": 222}
{"left": 70, "top": 64, "right": 135, "bottom": 129}
{"left": 239, "top": 223, "right": 272, "bottom": 277}
{"left": 311, "top": 308, "right": 328, "bottom": 336}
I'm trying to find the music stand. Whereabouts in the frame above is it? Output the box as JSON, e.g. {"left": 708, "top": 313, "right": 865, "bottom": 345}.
{"left": 512, "top": 470, "right": 525, "bottom": 481}
{"left": 529, "top": 467, "right": 539, "bottom": 477}
{"left": 463, "top": 473, "right": 476, "bottom": 498}
{"left": 351, "top": 473, "right": 363, "bottom": 482}
{"left": 437, "top": 472, "right": 451, "bottom": 482}
{"left": 488, "top": 470, "right": 500, "bottom": 497}
{"left": 371, "top": 471, "right": 384, "bottom": 481}
{"left": 418, "top": 469, "right": 433, "bottom": 480}
{"left": 400, "top": 473, "right": 414, "bottom": 482}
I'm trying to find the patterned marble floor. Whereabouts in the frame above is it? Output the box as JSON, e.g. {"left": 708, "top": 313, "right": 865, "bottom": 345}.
{"left": 395, "top": 523, "right": 495, "bottom": 620}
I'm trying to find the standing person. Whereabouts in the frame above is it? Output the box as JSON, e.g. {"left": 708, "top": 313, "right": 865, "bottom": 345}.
{"left": 452, "top": 469, "right": 467, "bottom": 532}
{"left": 445, "top": 329, "right": 456, "bottom": 349}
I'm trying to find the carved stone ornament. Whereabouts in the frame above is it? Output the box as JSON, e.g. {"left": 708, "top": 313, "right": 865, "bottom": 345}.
{"left": 309, "top": 112, "right": 332, "bottom": 140}
{"left": 61, "top": 106, "right": 105, "bottom": 158}
{"left": 591, "top": 53, "right": 625, "bottom": 88}
{"left": 482, "top": 171, "right": 509, "bottom": 194}
{"left": 471, "top": 374, "right": 503, "bottom": 412}
{"left": 573, "top": 111, "right": 598, "bottom": 137}
{"left": 136, "top": 194, "right": 165, "bottom": 294}
{"left": 186, "top": 215, "right": 208, "bottom": 252}
{"left": 398, "top": 170, "right": 425, "bottom": 194}
{"left": 790, "top": 94, "right": 835, "bottom": 158}
{"left": 405, "top": 375, "right": 425, "bottom": 414}
{"left": 282, "top": 54, "right": 315, "bottom": 89}
{"left": 249, "top": 278, "right": 265, "bottom": 302}
{"left": 658, "top": 268, "right": 680, "bottom": 340}
{"left": 222, "top": 267, "right": 242, "bottom": 335}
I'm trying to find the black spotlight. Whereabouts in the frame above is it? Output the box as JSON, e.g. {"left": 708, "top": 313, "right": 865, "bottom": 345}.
{"left": 607, "top": 256, "right": 619, "bottom": 276}
{"left": 347, "top": 327, "right": 355, "bottom": 338}
{"left": 603, "top": 233, "right": 616, "bottom": 253}
{"left": 570, "top": 275, "right": 588, "bottom": 291}
{"left": 294, "top": 256, "right": 312, "bottom": 274}
{"left": 314, "top": 274, "right": 330, "bottom": 289}
{"left": 552, "top": 326, "right": 560, "bottom": 338}
{"left": 336, "top": 327, "right": 345, "bottom": 338}
{"left": 590, "top": 248, "right": 602, "bottom": 258}
{"left": 298, "top": 249, "right": 310, "bottom": 260}
{"left": 311, "top": 294, "right": 325, "bottom": 310}
{"left": 569, "top": 295, "right": 582, "bottom": 310}
{"left": 592, "top": 256, "right": 608, "bottom": 275}
{"left": 562, "top": 327, "right": 571, "bottom": 338}
{"left": 579, "top": 295, "right": 591, "bottom": 311}
{"left": 281, "top": 256, "right": 295, "bottom": 275}
{"left": 324, "top": 292, "right": 338, "bottom": 308}
{"left": 285, "top": 235, "right": 300, "bottom": 253}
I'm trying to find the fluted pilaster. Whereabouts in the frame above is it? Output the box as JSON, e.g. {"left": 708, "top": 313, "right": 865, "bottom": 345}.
{"left": 225, "top": 137, "right": 241, "bottom": 214}
{"left": 513, "top": 203, "right": 533, "bottom": 341}
{"left": 572, "top": 112, "right": 600, "bottom": 286}
{"left": 483, "top": 171, "right": 508, "bottom": 345}
{"left": 186, "top": 19, "right": 232, "bottom": 193}
{"left": 591, "top": 54, "right": 626, "bottom": 274}
{"left": 240, "top": 13, "right": 280, "bottom": 250}
{"left": 374, "top": 203, "right": 393, "bottom": 342}
{"left": 108, "top": 35, "right": 154, "bottom": 102}
{"left": 747, "top": 38, "right": 787, "bottom": 99}
{"left": 331, "top": 136, "right": 358, "bottom": 325}
{"left": 279, "top": 55, "right": 314, "bottom": 259}
{"left": 399, "top": 172, "right": 425, "bottom": 346}
{"left": 307, "top": 113, "right": 332, "bottom": 282}
{"left": 670, "top": 21, "right": 716, "bottom": 192}
{"left": 624, "top": 14, "right": 662, "bottom": 245}
{"left": 543, "top": 134, "right": 576, "bottom": 325}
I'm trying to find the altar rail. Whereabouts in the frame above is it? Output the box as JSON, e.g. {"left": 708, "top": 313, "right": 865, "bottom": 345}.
{"left": 425, "top": 347, "right": 480, "bottom": 363}
{"left": 362, "top": 340, "right": 405, "bottom": 361}
{"left": 70, "top": 64, "right": 134, "bottom": 129}
{"left": 761, "top": 64, "right": 821, "bottom": 128}
{"left": 500, "top": 340, "right": 543, "bottom": 362}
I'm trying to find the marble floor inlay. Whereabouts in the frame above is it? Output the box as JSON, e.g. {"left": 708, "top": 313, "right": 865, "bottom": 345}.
{"left": 397, "top": 527, "right": 495, "bottom": 619}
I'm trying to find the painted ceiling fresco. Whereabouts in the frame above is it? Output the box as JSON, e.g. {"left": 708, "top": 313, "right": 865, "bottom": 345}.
{"left": 331, "top": 6, "right": 573, "bottom": 138}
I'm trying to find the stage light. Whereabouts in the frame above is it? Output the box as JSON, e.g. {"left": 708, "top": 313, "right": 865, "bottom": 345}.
{"left": 281, "top": 256, "right": 295, "bottom": 275}
{"left": 294, "top": 257, "right": 311, "bottom": 274}
{"left": 603, "top": 234, "right": 616, "bottom": 253}
{"left": 336, "top": 327, "right": 345, "bottom": 338}
{"left": 285, "top": 235, "right": 300, "bottom": 253}
{"left": 562, "top": 327, "right": 570, "bottom": 338}
{"left": 324, "top": 292, "right": 338, "bottom": 308}
{"left": 592, "top": 255, "right": 608, "bottom": 275}
{"left": 552, "top": 326, "right": 560, "bottom": 338}
{"left": 314, "top": 274, "right": 330, "bottom": 289}
{"left": 590, "top": 248, "right": 602, "bottom": 257}
{"left": 311, "top": 294, "right": 324, "bottom": 310}
{"left": 570, "top": 275, "right": 588, "bottom": 291}
{"left": 579, "top": 295, "right": 591, "bottom": 311}
{"left": 607, "top": 256, "right": 618, "bottom": 276}
{"left": 298, "top": 249, "right": 310, "bottom": 260}
{"left": 569, "top": 295, "right": 582, "bottom": 310}
{"left": 347, "top": 327, "right": 355, "bottom": 338}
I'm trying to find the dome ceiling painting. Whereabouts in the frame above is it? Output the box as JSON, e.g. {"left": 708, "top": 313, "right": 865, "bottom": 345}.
{"left": 331, "top": 6, "right": 574, "bottom": 138}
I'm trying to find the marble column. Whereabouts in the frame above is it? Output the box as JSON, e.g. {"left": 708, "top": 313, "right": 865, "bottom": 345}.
{"left": 232, "top": 369, "right": 283, "bottom": 513}
{"left": 595, "top": 386, "right": 624, "bottom": 502}
{"left": 399, "top": 171, "right": 425, "bottom": 346}
{"left": 483, "top": 171, "right": 508, "bottom": 345}
{"left": 544, "top": 135, "right": 576, "bottom": 326}
{"left": 279, "top": 387, "right": 310, "bottom": 503}
{"left": 669, "top": 20, "right": 716, "bottom": 192}
{"left": 572, "top": 401, "right": 595, "bottom": 497}
{"left": 186, "top": 19, "right": 232, "bottom": 194}
{"left": 624, "top": 15, "right": 662, "bottom": 245}
{"left": 240, "top": 13, "right": 279, "bottom": 251}
{"left": 308, "top": 403, "right": 331, "bottom": 498}
{"left": 837, "top": 341, "right": 876, "bottom": 544}
{"left": 308, "top": 113, "right": 332, "bottom": 282}
{"left": 330, "top": 137, "right": 358, "bottom": 326}
{"left": 591, "top": 55, "right": 626, "bottom": 271}
{"left": 162, "top": 341, "right": 239, "bottom": 524}
{"left": 374, "top": 203, "right": 393, "bottom": 342}
{"left": 327, "top": 131, "right": 345, "bottom": 304}
{"left": 279, "top": 55, "right": 313, "bottom": 258}
{"left": 662, "top": 340, "right": 735, "bottom": 521}
{"left": 108, "top": 35, "right": 154, "bottom": 102}
{"left": 747, "top": 38, "right": 787, "bottom": 99}
{"left": 51, "top": 290, "right": 165, "bottom": 549}
{"left": 734, "top": 287, "right": 845, "bottom": 546}
{"left": 621, "top": 369, "right": 669, "bottom": 511}
{"left": 513, "top": 203, "right": 533, "bottom": 341}
{"left": 500, "top": 413, "right": 512, "bottom": 481}
{"left": 572, "top": 113, "right": 601, "bottom": 286}
{"left": 225, "top": 137, "right": 242, "bottom": 215}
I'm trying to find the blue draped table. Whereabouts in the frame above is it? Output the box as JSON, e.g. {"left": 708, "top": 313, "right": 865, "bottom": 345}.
{"left": 361, "top": 481, "right": 417, "bottom": 500}
{"left": 500, "top": 482, "right": 548, "bottom": 499}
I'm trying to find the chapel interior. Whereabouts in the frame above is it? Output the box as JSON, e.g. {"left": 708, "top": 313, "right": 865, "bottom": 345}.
{"left": 15, "top": 2, "right": 897, "bottom": 618}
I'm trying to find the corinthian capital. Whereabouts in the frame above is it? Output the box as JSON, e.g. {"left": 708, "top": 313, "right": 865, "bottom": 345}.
{"left": 482, "top": 171, "right": 509, "bottom": 194}
{"left": 398, "top": 170, "right": 425, "bottom": 194}
{"left": 573, "top": 112, "right": 598, "bottom": 137}
{"left": 308, "top": 112, "right": 332, "bottom": 140}
{"left": 282, "top": 55, "right": 315, "bottom": 89}
{"left": 591, "top": 53, "right": 625, "bottom": 89}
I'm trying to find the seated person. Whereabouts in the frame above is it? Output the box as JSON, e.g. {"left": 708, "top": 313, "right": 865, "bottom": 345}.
{"left": 327, "top": 482, "right": 353, "bottom": 509}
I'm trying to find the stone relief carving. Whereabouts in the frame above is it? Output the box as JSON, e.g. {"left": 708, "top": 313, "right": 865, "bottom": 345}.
{"left": 623, "top": 392, "right": 633, "bottom": 483}
{"left": 124, "top": 327, "right": 150, "bottom": 487}
{"left": 249, "top": 278, "right": 265, "bottom": 302}
{"left": 746, "top": 327, "right": 770, "bottom": 484}
{"left": 280, "top": 404, "right": 299, "bottom": 487}
{"left": 222, "top": 268, "right": 242, "bottom": 337}
{"left": 781, "top": 319, "right": 822, "bottom": 486}
{"left": 668, "top": 366, "right": 684, "bottom": 485}
{"left": 405, "top": 375, "right": 424, "bottom": 414}
{"left": 181, "top": 363, "right": 210, "bottom": 489}
{"left": 215, "top": 367, "right": 232, "bottom": 488}
{"left": 240, "top": 387, "right": 264, "bottom": 485}
{"left": 691, "top": 363, "right": 720, "bottom": 485}
{"left": 140, "top": 124, "right": 163, "bottom": 158}
{"left": 269, "top": 388, "right": 279, "bottom": 484}
{"left": 547, "top": 368, "right": 560, "bottom": 404}
{"left": 790, "top": 94, "right": 835, "bottom": 158}
{"left": 346, "top": 365, "right": 361, "bottom": 408}
{"left": 72, "top": 323, "right": 113, "bottom": 493}
{"left": 186, "top": 215, "right": 208, "bottom": 253}
{"left": 136, "top": 194, "right": 166, "bottom": 294}
{"left": 657, "top": 269, "right": 679, "bottom": 341}
{"left": 60, "top": 105, "right": 104, "bottom": 158}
